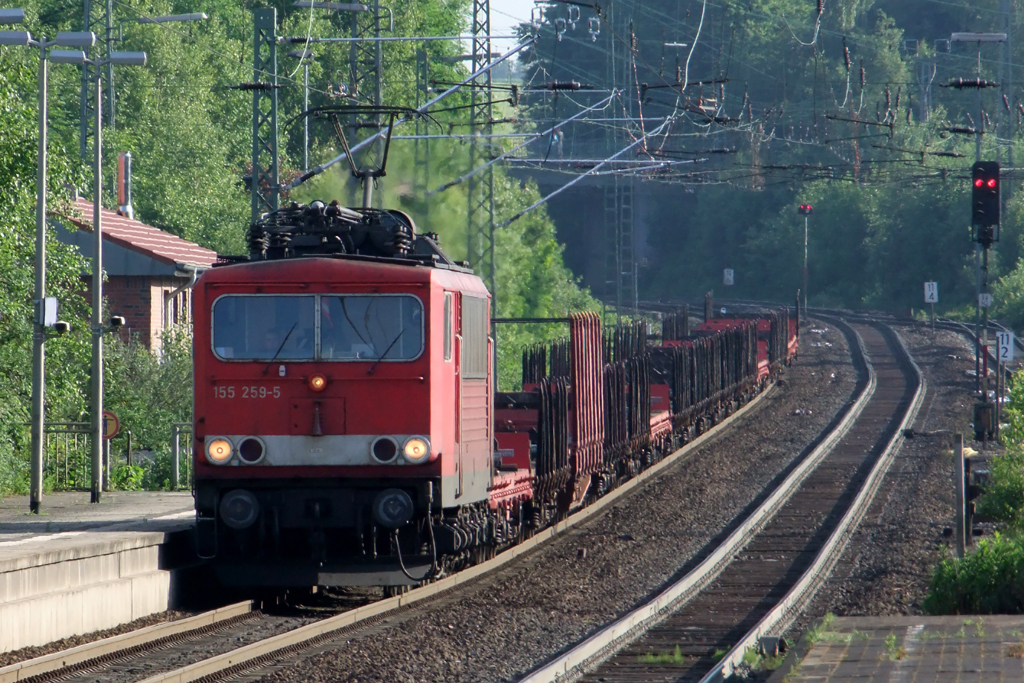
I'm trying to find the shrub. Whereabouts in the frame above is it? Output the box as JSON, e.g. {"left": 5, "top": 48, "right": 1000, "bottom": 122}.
{"left": 923, "top": 534, "right": 1024, "bottom": 614}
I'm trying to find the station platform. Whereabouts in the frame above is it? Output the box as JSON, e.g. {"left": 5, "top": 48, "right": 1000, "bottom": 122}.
{"left": 773, "top": 615, "right": 1024, "bottom": 682}
{"left": 0, "top": 492, "right": 196, "bottom": 653}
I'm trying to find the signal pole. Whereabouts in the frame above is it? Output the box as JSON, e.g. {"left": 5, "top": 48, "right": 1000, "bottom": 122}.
{"left": 949, "top": 32, "right": 1006, "bottom": 417}
{"left": 798, "top": 204, "right": 814, "bottom": 317}
{"left": 971, "top": 161, "right": 1000, "bottom": 443}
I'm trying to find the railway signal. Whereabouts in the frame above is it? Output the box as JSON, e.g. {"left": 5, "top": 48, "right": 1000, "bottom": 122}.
{"left": 971, "top": 161, "right": 1000, "bottom": 246}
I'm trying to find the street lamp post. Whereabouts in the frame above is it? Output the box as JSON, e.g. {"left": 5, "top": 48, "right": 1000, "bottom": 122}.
{"left": 85, "top": 49, "right": 147, "bottom": 503}
{"left": 287, "top": 48, "right": 314, "bottom": 169}
{"left": 0, "top": 13, "right": 96, "bottom": 513}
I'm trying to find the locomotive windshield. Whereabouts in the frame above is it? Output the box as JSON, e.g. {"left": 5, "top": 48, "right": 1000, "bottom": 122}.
{"left": 212, "top": 296, "right": 316, "bottom": 360}
{"left": 321, "top": 295, "right": 422, "bottom": 361}
{"left": 211, "top": 294, "right": 422, "bottom": 362}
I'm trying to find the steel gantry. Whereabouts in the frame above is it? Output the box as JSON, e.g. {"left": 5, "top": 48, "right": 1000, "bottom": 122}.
{"left": 468, "top": 0, "right": 496, "bottom": 297}
{"left": 250, "top": 8, "right": 279, "bottom": 225}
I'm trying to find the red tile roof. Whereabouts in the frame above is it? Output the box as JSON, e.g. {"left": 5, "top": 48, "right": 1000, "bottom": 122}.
{"left": 60, "top": 198, "right": 218, "bottom": 269}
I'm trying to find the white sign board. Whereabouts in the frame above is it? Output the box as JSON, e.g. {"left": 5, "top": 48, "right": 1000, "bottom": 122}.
{"left": 723, "top": 269, "right": 735, "bottom": 286}
{"left": 39, "top": 297, "right": 58, "bottom": 327}
{"left": 924, "top": 282, "right": 938, "bottom": 304}
{"left": 998, "top": 331, "right": 1015, "bottom": 361}
{"left": 979, "top": 293, "right": 993, "bottom": 309}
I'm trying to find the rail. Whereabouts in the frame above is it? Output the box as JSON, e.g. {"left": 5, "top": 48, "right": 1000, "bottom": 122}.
{"left": 129, "top": 379, "right": 782, "bottom": 683}
{"left": 0, "top": 602, "right": 253, "bottom": 683}
{"left": 515, "top": 317, "right": 876, "bottom": 683}
{"left": 699, "top": 321, "right": 925, "bottom": 682}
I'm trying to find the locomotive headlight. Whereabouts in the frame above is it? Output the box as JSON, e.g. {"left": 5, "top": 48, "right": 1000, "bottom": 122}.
{"left": 206, "top": 438, "right": 233, "bottom": 464}
{"left": 308, "top": 374, "right": 327, "bottom": 392}
{"left": 403, "top": 437, "right": 430, "bottom": 464}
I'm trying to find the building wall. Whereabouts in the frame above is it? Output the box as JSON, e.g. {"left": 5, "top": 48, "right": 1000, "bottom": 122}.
{"left": 104, "top": 276, "right": 192, "bottom": 351}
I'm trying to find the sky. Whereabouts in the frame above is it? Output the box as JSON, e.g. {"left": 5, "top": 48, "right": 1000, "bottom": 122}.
{"left": 490, "top": 0, "right": 536, "bottom": 52}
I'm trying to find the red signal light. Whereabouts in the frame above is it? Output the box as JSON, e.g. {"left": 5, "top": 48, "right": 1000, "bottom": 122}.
{"left": 988, "top": 179, "right": 997, "bottom": 188}
{"left": 975, "top": 179, "right": 985, "bottom": 187}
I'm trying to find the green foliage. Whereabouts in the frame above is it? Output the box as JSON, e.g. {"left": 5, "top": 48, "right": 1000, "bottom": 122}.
{"left": 923, "top": 533, "right": 1024, "bottom": 614}
{"left": 0, "top": 0, "right": 599, "bottom": 492}
{"left": 103, "top": 325, "right": 193, "bottom": 490}
{"left": 0, "top": 46, "right": 92, "bottom": 493}
{"left": 975, "top": 370, "right": 1024, "bottom": 530}
{"left": 925, "top": 369, "right": 1024, "bottom": 614}
{"left": 976, "top": 448, "right": 1024, "bottom": 533}
{"left": 110, "top": 463, "right": 144, "bottom": 491}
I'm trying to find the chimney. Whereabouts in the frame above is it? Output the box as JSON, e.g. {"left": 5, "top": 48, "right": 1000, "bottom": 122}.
{"left": 117, "top": 151, "right": 133, "bottom": 220}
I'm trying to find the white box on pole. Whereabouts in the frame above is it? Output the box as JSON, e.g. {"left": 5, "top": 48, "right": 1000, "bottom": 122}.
{"left": 924, "top": 281, "right": 938, "bottom": 304}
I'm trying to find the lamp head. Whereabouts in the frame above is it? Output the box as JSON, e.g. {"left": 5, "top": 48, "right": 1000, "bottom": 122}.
{"left": 49, "top": 49, "right": 88, "bottom": 64}
{"left": 0, "top": 29, "right": 31, "bottom": 45}
{"left": 54, "top": 31, "right": 96, "bottom": 48}
{"left": 108, "top": 50, "right": 146, "bottom": 66}
{"left": 0, "top": 8, "right": 25, "bottom": 24}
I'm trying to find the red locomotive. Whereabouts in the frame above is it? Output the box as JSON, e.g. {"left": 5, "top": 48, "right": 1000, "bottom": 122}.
{"left": 192, "top": 200, "right": 798, "bottom": 589}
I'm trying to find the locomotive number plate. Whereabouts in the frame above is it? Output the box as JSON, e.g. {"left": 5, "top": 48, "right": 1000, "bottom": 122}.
{"left": 214, "top": 385, "right": 282, "bottom": 399}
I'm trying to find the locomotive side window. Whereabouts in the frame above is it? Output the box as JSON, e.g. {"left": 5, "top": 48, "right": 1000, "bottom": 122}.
{"left": 443, "top": 293, "right": 453, "bottom": 362}
{"left": 462, "top": 295, "right": 488, "bottom": 379}
{"left": 212, "top": 296, "right": 315, "bottom": 360}
{"left": 320, "top": 295, "right": 423, "bottom": 361}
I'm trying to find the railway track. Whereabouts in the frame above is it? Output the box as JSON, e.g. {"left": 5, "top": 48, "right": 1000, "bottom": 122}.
{"left": 518, "top": 319, "right": 924, "bottom": 683}
{"left": 2, "top": 314, "right": 899, "bottom": 683}
{"left": 0, "top": 370, "right": 786, "bottom": 683}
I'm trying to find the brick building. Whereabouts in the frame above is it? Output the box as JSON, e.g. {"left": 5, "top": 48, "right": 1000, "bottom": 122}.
{"left": 53, "top": 198, "right": 218, "bottom": 350}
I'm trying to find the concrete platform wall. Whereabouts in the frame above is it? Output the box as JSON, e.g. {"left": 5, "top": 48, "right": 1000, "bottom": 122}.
{"left": 0, "top": 530, "right": 191, "bottom": 652}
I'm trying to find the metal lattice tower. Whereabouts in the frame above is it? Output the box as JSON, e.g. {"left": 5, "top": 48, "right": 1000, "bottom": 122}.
{"left": 603, "top": 4, "right": 638, "bottom": 318}
{"left": 79, "top": 0, "right": 112, "bottom": 158}
{"left": 468, "top": 0, "right": 496, "bottom": 297}
{"left": 413, "top": 50, "right": 430, "bottom": 206}
{"left": 347, "top": 0, "right": 383, "bottom": 205}
{"left": 999, "top": 0, "right": 1014, "bottom": 169}
{"left": 250, "top": 8, "right": 279, "bottom": 225}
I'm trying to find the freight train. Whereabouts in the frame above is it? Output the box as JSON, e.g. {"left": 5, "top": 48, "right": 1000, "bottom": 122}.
{"left": 191, "top": 200, "right": 798, "bottom": 588}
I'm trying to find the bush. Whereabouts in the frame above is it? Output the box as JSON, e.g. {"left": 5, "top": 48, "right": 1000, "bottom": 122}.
{"left": 977, "top": 448, "right": 1024, "bottom": 532}
{"left": 923, "top": 533, "right": 1024, "bottom": 614}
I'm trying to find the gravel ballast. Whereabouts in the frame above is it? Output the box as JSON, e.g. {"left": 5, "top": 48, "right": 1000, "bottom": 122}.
{"left": 255, "top": 321, "right": 860, "bottom": 683}
{"left": 794, "top": 324, "right": 985, "bottom": 627}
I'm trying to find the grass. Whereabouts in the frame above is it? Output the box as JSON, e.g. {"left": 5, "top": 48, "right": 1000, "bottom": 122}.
{"left": 884, "top": 633, "right": 907, "bottom": 661}
{"left": 804, "top": 613, "right": 838, "bottom": 646}
{"left": 637, "top": 646, "right": 689, "bottom": 665}
{"left": 742, "top": 647, "right": 788, "bottom": 671}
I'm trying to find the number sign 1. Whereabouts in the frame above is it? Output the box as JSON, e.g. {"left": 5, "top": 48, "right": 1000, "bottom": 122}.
{"left": 924, "top": 282, "right": 938, "bottom": 304}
